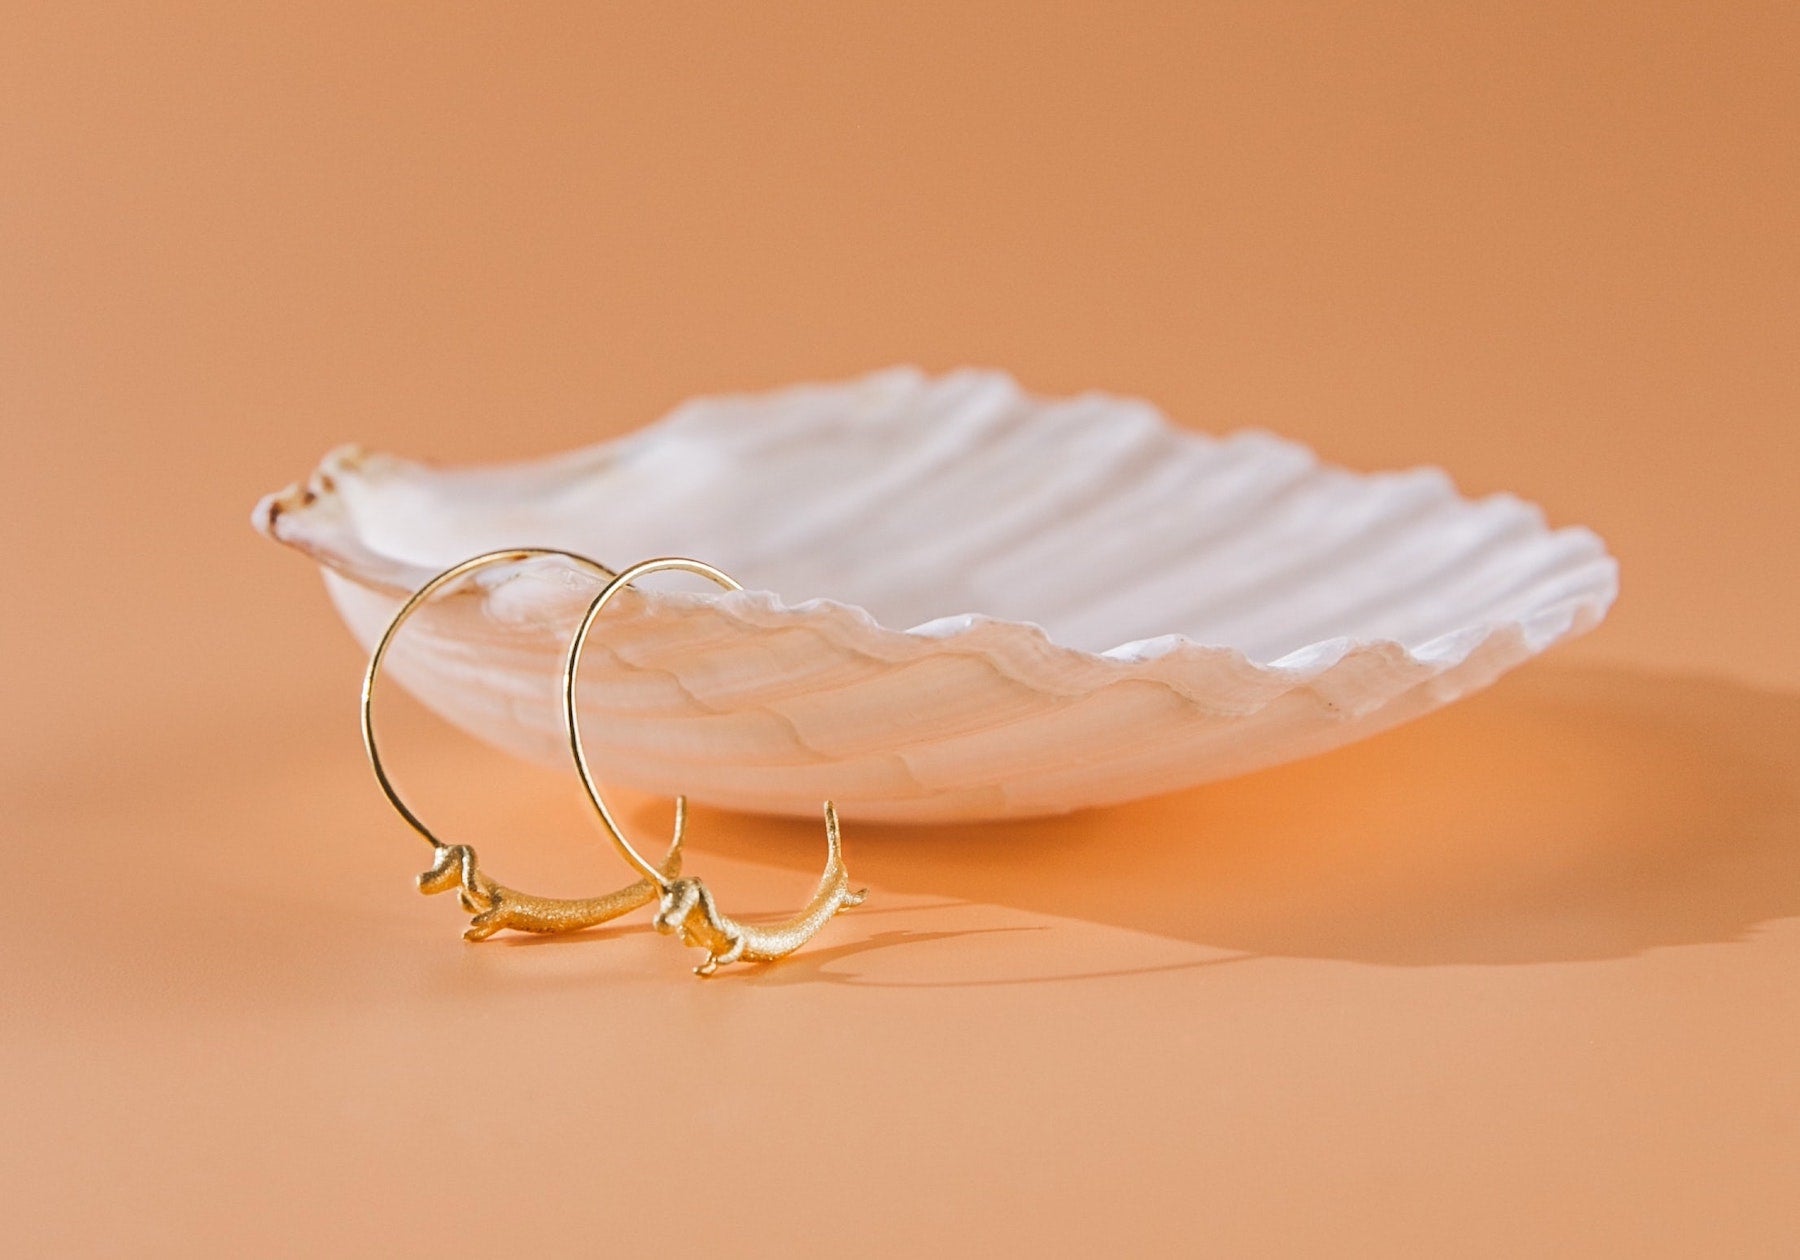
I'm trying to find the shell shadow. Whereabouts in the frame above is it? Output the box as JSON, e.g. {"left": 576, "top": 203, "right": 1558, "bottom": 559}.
{"left": 659, "top": 664, "right": 1800, "bottom": 966}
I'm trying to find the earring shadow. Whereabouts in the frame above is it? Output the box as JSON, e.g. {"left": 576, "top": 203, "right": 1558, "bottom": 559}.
{"left": 716, "top": 926, "right": 1044, "bottom": 986}
{"left": 649, "top": 663, "right": 1800, "bottom": 967}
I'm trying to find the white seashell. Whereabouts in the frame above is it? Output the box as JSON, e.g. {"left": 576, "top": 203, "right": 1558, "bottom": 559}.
{"left": 254, "top": 367, "right": 1618, "bottom": 822}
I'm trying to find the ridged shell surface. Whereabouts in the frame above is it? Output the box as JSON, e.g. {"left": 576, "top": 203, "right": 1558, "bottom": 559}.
{"left": 255, "top": 368, "right": 1617, "bottom": 821}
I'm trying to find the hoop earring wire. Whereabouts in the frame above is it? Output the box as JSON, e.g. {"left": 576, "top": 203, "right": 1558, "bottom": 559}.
{"left": 564, "top": 557, "right": 865, "bottom": 976}
{"left": 362, "top": 548, "right": 684, "bottom": 940}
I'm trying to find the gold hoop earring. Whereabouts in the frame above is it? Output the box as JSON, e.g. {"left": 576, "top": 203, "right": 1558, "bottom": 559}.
{"left": 563, "top": 557, "right": 866, "bottom": 977}
{"left": 363, "top": 548, "right": 684, "bottom": 941}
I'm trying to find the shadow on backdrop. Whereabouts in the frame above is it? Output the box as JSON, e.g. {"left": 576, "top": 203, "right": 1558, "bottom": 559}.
{"left": 644, "top": 664, "right": 1800, "bottom": 966}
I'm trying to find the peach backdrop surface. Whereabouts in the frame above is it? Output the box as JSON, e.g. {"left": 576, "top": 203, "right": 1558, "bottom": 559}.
{"left": 2, "top": 4, "right": 1795, "bottom": 1255}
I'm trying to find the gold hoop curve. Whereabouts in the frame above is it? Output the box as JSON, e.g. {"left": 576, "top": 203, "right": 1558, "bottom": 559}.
{"left": 362, "top": 548, "right": 683, "bottom": 940}
{"left": 563, "top": 557, "right": 866, "bottom": 976}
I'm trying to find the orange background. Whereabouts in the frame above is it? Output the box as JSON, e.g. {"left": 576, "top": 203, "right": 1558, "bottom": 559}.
{"left": 3, "top": 4, "right": 1795, "bottom": 1255}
